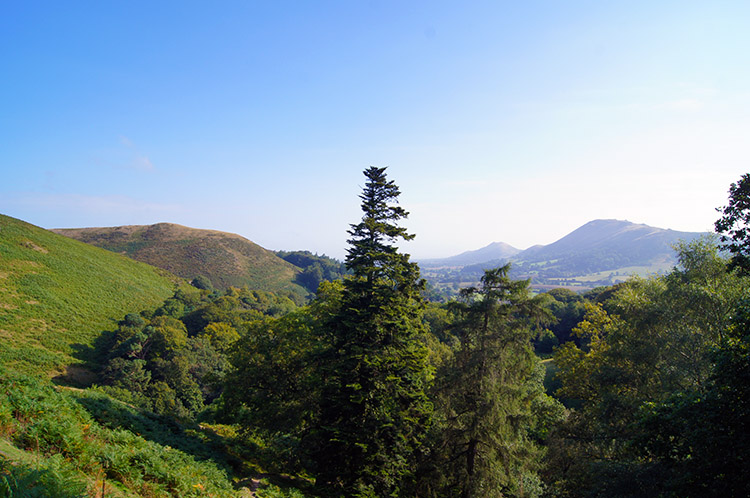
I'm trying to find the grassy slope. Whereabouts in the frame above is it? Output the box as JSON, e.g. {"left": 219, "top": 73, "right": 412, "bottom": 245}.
{"left": 53, "top": 223, "right": 310, "bottom": 303}
{"left": 0, "top": 215, "right": 310, "bottom": 497}
{"left": 0, "top": 214, "right": 180, "bottom": 377}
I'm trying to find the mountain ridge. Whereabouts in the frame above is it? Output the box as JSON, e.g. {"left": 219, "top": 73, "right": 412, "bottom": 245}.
{"left": 420, "top": 219, "right": 711, "bottom": 293}
{"left": 52, "top": 223, "right": 310, "bottom": 302}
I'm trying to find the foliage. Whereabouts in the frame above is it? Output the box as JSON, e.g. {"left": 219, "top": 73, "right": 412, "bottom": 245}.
{"left": 276, "top": 250, "right": 349, "bottom": 294}
{"left": 547, "top": 238, "right": 747, "bottom": 495}
{"left": 715, "top": 172, "right": 750, "bottom": 273}
{"left": 310, "top": 167, "right": 433, "bottom": 497}
{"left": 99, "top": 285, "right": 296, "bottom": 419}
{"left": 0, "top": 367, "right": 239, "bottom": 497}
{"left": 426, "top": 265, "right": 557, "bottom": 498}
{"left": 223, "top": 305, "right": 327, "bottom": 471}
{"left": 537, "top": 288, "right": 587, "bottom": 349}
{"left": 0, "top": 455, "right": 88, "bottom": 498}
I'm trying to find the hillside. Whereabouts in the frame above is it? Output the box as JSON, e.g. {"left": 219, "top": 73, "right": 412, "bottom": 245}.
{"left": 53, "top": 223, "right": 310, "bottom": 303}
{"left": 513, "top": 219, "right": 704, "bottom": 277}
{"left": 0, "top": 214, "right": 303, "bottom": 497}
{"left": 0, "top": 214, "right": 179, "bottom": 377}
{"left": 421, "top": 219, "right": 709, "bottom": 294}
{"left": 419, "top": 241, "right": 520, "bottom": 267}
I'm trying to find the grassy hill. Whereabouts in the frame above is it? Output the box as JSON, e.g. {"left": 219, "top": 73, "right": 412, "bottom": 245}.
{"left": 53, "top": 223, "right": 310, "bottom": 303}
{"left": 0, "top": 214, "right": 180, "bottom": 378}
{"left": 0, "top": 214, "right": 303, "bottom": 496}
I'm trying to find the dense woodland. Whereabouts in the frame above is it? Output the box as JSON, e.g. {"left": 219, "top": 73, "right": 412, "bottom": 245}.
{"left": 2, "top": 169, "right": 750, "bottom": 497}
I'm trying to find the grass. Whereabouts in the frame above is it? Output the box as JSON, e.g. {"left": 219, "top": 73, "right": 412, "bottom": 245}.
{"left": 53, "top": 223, "right": 310, "bottom": 304}
{"left": 0, "top": 367, "right": 241, "bottom": 497}
{"left": 0, "top": 215, "right": 312, "bottom": 497}
{"left": 0, "top": 214, "right": 180, "bottom": 377}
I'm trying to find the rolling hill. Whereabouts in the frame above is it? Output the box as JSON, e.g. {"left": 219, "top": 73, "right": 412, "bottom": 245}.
{"left": 421, "top": 219, "right": 710, "bottom": 293}
{"left": 0, "top": 214, "right": 180, "bottom": 377}
{"left": 513, "top": 219, "right": 704, "bottom": 275}
{"left": 53, "top": 223, "right": 310, "bottom": 303}
{"left": 419, "top": 241, "right": 520, "bottom": 267}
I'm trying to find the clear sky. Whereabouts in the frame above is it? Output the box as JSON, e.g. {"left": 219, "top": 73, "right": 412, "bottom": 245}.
{"left": 2, "top": 1, "right": 749, "bottom": 259}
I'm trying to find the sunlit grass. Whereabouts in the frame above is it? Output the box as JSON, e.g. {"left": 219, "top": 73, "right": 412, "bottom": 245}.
{"left": 0, "top": 214, "right": 179, "bottom": 377}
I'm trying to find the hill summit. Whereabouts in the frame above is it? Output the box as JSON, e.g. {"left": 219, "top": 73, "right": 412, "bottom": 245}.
{"left": 420, "top": 219, "right": 710, "bottom": 293}
{"left": 53, "top": 223, "right": 310, "bottom": 302}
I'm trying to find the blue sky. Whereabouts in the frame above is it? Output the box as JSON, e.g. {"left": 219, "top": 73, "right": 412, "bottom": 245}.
{"left": 2, "top": 1, "right": 749, "bottom": 259}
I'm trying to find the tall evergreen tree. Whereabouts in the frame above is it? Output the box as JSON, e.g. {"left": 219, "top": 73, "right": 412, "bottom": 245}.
{"left": 432, "top": 265, "right": 551, "bottom": 498}
{"left": 312, "top": 166, "right": 432, "bottom": 497}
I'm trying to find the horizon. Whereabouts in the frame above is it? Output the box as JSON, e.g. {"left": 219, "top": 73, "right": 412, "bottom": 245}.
{"left": 2, "top": 2, "right": 747, "bottom": 260}
{"left": 39, "top": 215, "right": 711, "bottom": 262}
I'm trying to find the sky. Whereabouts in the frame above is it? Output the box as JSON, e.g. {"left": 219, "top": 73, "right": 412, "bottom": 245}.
{"left": 2, "top": 1, "right": 750, "bottom": 260}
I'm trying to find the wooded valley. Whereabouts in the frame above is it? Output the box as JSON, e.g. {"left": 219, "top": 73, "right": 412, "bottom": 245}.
{"left": 1, "top": 168, "right": 749, "bottom": 497}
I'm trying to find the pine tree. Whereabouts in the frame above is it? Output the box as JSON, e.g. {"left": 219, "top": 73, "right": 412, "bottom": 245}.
{"left": 312, "top": 166, "right": 432, "bottom": 497}
{"left": 433, "top": 265, "right": 550, "bottom": 498}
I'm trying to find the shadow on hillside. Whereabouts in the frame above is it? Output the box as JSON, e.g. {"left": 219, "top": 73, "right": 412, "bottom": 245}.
{"left": 73, "top": 393, "right": 240, "bottom": 472}
{"left": 55, "top": 327, "right": 119, "bottom": 387}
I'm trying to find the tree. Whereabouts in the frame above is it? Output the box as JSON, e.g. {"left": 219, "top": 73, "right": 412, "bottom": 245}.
{"left": 430, "top": 265, "right": 553, "bottom": 498}
{"left": 715, "top": 172, "right": 750, "bottom": 272}
{"left": 312, "top": 167, "right": 432, "bottom": 497}
{"left": 548, "top": 239, "right": 746, "bottom": 496}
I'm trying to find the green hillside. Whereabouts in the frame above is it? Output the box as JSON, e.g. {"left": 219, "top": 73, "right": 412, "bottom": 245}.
{"left": 0, "top": 215, "right": 294, "bottom": 497}
{"left": 0, "top": 214, "right": 180, "bottom": 377}
{"left": 53, "top": 223, "right": 310, "bottom": 303}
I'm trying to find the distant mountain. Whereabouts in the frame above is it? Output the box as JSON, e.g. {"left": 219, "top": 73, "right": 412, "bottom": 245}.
{"left": 421, "top": 219, "right": 711, "bottom": 294}
{"left": 53, "top": 223, "right": 310, "bottom": 302}
{"left": 0, "top": 214, "right": 177, "bottom": 376}
{"left": 419, "top": 241, "right": 520, "bottom": 267}
{"left": 513, "top": 219, "right": 705, "bottom": 275}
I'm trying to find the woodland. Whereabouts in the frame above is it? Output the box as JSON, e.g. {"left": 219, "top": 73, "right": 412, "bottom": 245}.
{"left": 1, "top": 168, "right": 750, "bottom": 497}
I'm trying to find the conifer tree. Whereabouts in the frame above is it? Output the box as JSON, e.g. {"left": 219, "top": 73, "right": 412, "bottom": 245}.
{"left": 312, "top": 166, "right": 432, "bottom": 497}
{"left": 432, "top": 265, "right": 550, "bottom": 498}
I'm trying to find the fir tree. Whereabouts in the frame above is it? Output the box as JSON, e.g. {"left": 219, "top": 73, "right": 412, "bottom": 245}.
{"left": 433, "top": 265, "right": 550, "bottom": 498}
{"left": 312, "top": 166, "right": 433, "bottom": 497}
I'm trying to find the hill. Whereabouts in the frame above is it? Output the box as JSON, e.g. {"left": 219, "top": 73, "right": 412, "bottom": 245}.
{"left": 419, "top": 241, "right": 520, "bottom": 267}
{"left": 421, "top": 219, "right": 710, "bottom": 294}
{"left": 53, "top": 223, "right": 310, "bottom": 303}
{"left": 0, "top": 214, "right": 179, "bottom": 377}
{"left": 0, "top": 214, "right": 303, "bottom": 497}
{"left": 513, "top": 219, "right": 704, "bottom": 277}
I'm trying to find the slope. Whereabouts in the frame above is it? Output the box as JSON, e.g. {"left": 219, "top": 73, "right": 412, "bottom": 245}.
{"left": 53, "top": 223, "right": 310, "bottom": 303}
{"left": 419, "top": 241, "right": 520, "bottom": 267}
{"left": 0, "top": 214, "right": 180, "bottom": 377}
{"left": 420, "top": 219, "right": 709, "bottom": 294}
{"left": 513, "top": 219, "right": 704, "bottom": 276}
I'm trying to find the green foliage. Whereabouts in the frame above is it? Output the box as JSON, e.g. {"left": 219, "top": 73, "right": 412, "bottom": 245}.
{"left": 276, "top": 250, "right": 349, "bottom": 293}
{"left": 224, "top": 307, "right": 325, "bottom": 448}
{"left": 0, "top": 455, "right": 88, "bottom": 498}
{"left": 426, "top": 265, "right": 556, "bottom": 498}
{"left": 537, "top": 288, "right": 587, "bottom": 349}
{"left": 98, "top": 284, "right": 298, "bottom": 419}
{"left": 0, "top": 214, "right": 178, "bottom": 377}
{"left": 548, "top": 238, "right": 748, "bottom": 495}
{"left": 311, "top": 167, "right": 433, "bottom": 497}
{"left": 715, "top": 172, "right": 750, "bottom": 273}
{"left": 0, "top": 367, "right": 239, "bottom": 497}
{"left": 191, "top": 275, "right": 214, "bottom": 290}
{"left": 632, "top": 298, "right": 750, "bottom": 497}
